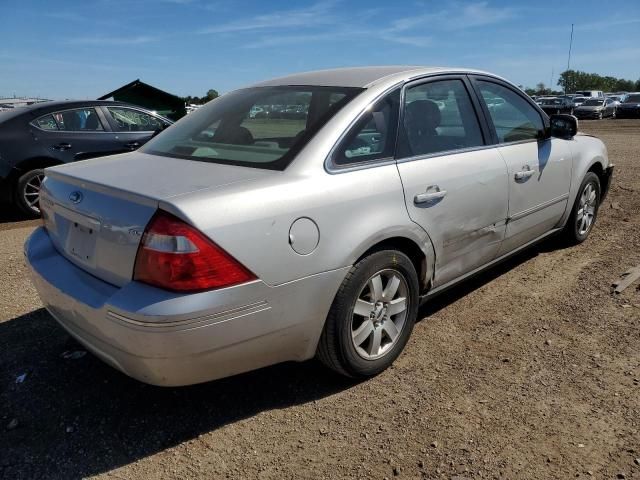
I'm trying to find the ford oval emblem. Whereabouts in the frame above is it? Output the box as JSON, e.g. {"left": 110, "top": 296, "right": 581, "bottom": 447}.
{"left": 69, "top": 191, "right": 83, "bottom": 204}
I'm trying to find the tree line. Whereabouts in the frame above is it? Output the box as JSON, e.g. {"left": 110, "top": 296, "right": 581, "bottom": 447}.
{"left": 183, "top": 89, "right": 219, "bottom": 105}
{"left": 523, "top": 70, "right": 640, "bottom": 96}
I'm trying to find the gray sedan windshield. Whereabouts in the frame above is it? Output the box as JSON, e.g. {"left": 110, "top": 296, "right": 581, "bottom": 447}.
{"left": 142, "top": 86, "right": 362, "bottom": 170}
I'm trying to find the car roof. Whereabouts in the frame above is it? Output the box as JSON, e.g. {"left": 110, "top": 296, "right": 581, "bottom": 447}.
{"left": 249, "top": 66, "right": 498, "bottom": 88}
{"left": 25, "top": 99, "right": 140, "bottom": 112}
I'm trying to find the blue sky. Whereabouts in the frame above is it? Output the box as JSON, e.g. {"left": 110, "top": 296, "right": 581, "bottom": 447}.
{"left": 1, "top": 0, "right": 639, "bottom": 99}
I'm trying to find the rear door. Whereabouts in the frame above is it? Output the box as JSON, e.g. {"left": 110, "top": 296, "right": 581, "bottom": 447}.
{"left": 470, "top": 77, "right": 572, "bottom": 255}
{"left": 395, "top": 76, "right": 509, "bottom": 287}
{"left": 32, "top": 107, "right": 119, "bottom": 162}
{"left": 101, "top": 106, "right": 170, "bottom": 153}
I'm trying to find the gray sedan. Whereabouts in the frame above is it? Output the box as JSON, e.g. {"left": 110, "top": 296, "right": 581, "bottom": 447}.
{"left": 25, "top": 66, "right": 613, "bottom": 386}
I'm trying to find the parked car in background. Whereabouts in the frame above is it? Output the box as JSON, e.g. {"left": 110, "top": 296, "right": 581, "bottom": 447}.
{"left": 0, "top": 100, "right": 172, "bottom": 216}
{"left": 539, "top": 96, "right": 574, "bottom": 115}
{"left": 573, "top": 98, "right": 617, "bottom": 119}
{"left": 572, "top": 96, "right": 588, "bottom": 107}
{"left": 616, "top": 93, "right": 640, "bottom": 118}
{"left": 606, "top": 95, "right": 623, "bottom": 109}
{"left": 25, "top": 66, "right": 612, "bottom": 386}
{"left": 574, "top": 90, "right": 604, "bottom": 99}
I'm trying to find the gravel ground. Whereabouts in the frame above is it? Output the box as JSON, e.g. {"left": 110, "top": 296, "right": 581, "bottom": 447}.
{"left": 1, "top": 120, "right": 639, "bottom": 479}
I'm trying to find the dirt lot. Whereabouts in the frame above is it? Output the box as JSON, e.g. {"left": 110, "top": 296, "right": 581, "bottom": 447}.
{"left": 1, "top": 120, "right": 639, "bottom": 479}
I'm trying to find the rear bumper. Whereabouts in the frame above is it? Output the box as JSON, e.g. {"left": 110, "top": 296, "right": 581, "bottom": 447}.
{"left": 25, "top": 227, "right": 347, "bottom": 386}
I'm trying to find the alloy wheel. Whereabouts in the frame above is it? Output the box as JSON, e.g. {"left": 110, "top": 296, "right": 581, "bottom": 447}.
{"left": 351, "top": 269, "right": 409, "bottom": 360}
{"left": 576, "top": 182, "right": 597, "bottom": 236}
{"left": 23, "top": 172, "right": 44, "bottom": 214}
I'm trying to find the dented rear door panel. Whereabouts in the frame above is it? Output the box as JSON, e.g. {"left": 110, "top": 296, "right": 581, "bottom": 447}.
{"left": 396, "top": 148, "right": 509, "bottom": 287}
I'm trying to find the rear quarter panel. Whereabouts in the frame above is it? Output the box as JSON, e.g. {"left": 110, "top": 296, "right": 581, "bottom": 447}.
{"left": 164, "top": 164, "right": 432, "bottom": 287}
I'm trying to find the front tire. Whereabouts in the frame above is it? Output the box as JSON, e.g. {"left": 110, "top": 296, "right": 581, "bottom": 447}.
{"left": 15, "top": 168, "right": 45, "bottom": 218}
{"left": 317, "top": 250, "right": 419, "bottom": 378}
{"left": 563, "top": 172, "right": 600, "bottom": 245}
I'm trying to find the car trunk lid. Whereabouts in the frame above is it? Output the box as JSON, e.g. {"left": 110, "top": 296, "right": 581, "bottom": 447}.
{"left": 40, "top": 151, "right": 274, "bottom": 287}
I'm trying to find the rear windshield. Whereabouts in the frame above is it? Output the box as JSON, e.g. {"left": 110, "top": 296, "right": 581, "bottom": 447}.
{"left": 541, "top": 98, "right": 562, "bottom": 105}
{"left": 625, "top": 94, "right": 640, "bottom": 103}
{"left": 142, "top": 86, "right": 362, "bottom": 170}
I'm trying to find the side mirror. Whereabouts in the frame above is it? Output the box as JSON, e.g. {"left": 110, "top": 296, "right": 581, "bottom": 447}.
{"left": 549, "top": 114, "right": 578, "bottom": 139}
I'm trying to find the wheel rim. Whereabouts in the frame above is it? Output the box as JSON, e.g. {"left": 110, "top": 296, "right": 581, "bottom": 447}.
{"left": 576, "top": 182, "right": 597, "bottom": 236}
{"left": 23, "top": 172, "right": 44, "bottom": 213}
{"left": 351, "top": 269, "right": 409, "bottom": 360}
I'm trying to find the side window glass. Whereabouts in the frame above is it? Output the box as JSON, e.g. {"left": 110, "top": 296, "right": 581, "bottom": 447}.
{"left": 34, "top": 114, "right": 58, "bottom": 130}
{"left": 333, "top": 89, "right": 400, "bottom": 166}
{"left": 107, "top": 107, "right": 162, "bottom": 132}
{"left": 477, "top": 81, "right": 543, "bottom": 143}
{"left": 53, "top": 108, "right": 104, "bottom": 131}
{"left": 398, "top": 79, "right": 484, "bottom": 158}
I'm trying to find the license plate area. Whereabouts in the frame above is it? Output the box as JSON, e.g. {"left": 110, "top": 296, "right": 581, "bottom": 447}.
{"left": 56, "top": 205, "right": 101, "bottom": 268}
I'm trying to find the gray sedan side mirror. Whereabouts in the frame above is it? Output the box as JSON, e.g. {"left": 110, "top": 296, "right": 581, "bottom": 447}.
{"left": 549, "top": 114, "right": 578, "bottom": 139}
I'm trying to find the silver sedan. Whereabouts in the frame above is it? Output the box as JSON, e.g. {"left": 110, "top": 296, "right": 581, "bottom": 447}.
{"left": 25, "top": 66, "right": 613, "bottom": 386}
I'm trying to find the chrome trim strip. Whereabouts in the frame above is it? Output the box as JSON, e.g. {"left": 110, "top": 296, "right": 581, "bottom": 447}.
{"left": 508, "top": 193, "right": 569, "bottom": 223}
{"left": 107, "top": 300, "right": 271, "bottom": 329}
{"left": 395, "top": 143, "right": 497, "bottom": 164}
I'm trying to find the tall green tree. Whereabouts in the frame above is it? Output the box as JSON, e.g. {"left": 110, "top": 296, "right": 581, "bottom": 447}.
{"left": 557, "top": 70, "right": 638, "bottom": 93}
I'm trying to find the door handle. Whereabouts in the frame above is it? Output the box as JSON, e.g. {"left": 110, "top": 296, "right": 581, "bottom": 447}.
{"left": 414, "top": 187, "right": 447, "bottom": 205}
{"left": 514, "top": 166, "right": 534, "bottom": 181}
{"left": 126, "top": 142, "right": 140, "bottom": 150}
{"left": 52, "top": 143, "right": 72, "bottom": 151}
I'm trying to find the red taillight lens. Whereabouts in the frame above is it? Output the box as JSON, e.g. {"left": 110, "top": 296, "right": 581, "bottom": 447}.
{"left": 133, "top": 210, "right": 256, "bottom": 292}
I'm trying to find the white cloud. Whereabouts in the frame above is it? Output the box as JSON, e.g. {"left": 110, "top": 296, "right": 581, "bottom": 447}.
{"left": 198, "top": 1, "right": 338, "bottom": 34}
{"left": 391, "top": 1, "right": 516, "bottom": 32}
{"left": 66, "top": 36, "right": 159, "bottom": 46}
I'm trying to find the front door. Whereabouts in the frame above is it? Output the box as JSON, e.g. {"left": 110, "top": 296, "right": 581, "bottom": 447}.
{"left": 100, "top": 106, "right": 169, "bottom": 153}
{"left": 395, "top": 77, "right": 509, "bottom": 287}
{"left": 472, "top": 78, "right": 572, "bottom": 254}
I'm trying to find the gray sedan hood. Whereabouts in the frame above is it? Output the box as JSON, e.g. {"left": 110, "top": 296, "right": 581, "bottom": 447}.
{"left": 46, "top": 151, "right": 276, "bottom": 202}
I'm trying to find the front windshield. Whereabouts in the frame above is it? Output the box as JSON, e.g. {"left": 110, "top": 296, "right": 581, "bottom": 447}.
{"left": 142, "top": 86, "right": 362, "bottom": 170}
{"left": 541, "top": 98, "right": 561, "bottom": 105}
{"left": 583, "top": 99, "right": 603, "bottom": 106}
{"left": 624, "top": 94, "right": 640, "bottom": 103}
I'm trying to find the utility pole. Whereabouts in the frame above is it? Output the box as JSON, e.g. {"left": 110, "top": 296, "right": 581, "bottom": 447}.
{"left": 565, "top": 23, "right": 574, "bottom": 94}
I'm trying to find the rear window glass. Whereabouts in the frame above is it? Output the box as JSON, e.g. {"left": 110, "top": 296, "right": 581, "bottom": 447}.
{"left": 142, "top": 86, "right": 362, "bottom": 170}
{"left": 625, "top": 95, "right": 640, "bottom": 103}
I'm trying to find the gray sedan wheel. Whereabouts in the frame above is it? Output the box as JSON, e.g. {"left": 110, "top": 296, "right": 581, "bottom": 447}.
{"left": 317, "top": 249, "right": 419, "bottom": 378}
{"left": 16, "top": 168, "right": 45, "bottom": 217}
{"left": 563, "top": 172, "right": 600, "bottom": 245}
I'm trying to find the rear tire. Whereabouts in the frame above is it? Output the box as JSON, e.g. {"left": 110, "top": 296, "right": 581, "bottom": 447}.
{"left": 317, "top": 250, "right": 419, "bottom": 378}
{"left": 15, "top": 168, "right": 45, "bottom": 218}
{"left": 562, "top": 172, "right": 600, "bottom": 245}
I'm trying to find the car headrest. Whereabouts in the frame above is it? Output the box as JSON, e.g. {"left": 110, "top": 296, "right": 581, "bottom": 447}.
{"left": 405, "top": 100, "right": 441, "bottom": 133}
{"left": 85, "top": 113, "right": 100, "bottom": 130}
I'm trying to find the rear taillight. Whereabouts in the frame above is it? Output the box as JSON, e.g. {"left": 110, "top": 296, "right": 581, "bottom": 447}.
{"left": 133, "top": 210, "right": 255, "bottom": 292}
